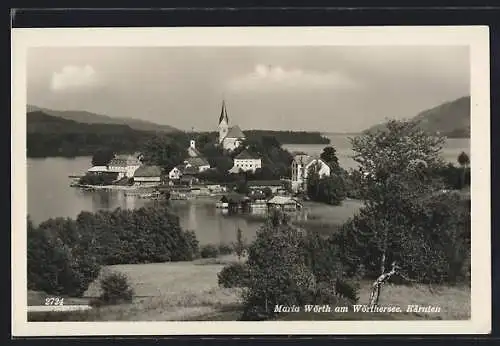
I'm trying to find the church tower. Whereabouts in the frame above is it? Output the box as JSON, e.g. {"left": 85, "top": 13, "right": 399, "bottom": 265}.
{"left": 218, "top": 100, "right": 229, "bottom": 144}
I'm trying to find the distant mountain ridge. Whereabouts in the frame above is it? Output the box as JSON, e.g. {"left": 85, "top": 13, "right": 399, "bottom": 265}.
{"left": 365, "top": 96, "right": 471, "bottom": 138}
{"left": 27, "top": 110, "right": 137, "bottom": 134}
{"left": 27, "top": 110, "right": 166, "bottom": 158}
{"left": 27, "top": 105, "right": 180, "bottom": 133}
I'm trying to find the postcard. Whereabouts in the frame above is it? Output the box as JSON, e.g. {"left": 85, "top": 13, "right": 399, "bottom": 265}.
{"left": 12, "top": 25, "right": 490, "bottom": 336}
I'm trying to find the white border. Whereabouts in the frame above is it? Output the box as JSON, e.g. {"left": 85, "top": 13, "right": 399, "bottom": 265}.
{"left": 12, "top": 26, "right": 491, "bottom": 336}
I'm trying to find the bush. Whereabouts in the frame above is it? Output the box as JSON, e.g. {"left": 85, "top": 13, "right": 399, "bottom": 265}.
{"left": 200, "top": 244, "right": 219, "bottom": 258}
{"left": 94, "top": 271, "right": 134, "bottom": 306}
{"left": 334, "top": 278, "right": 360, "bottom": 303}
{"left": 218, "top": 263, "right": 250, "bottom": 288}
{"left": 79, "top": 172, "right": 118, "bottom": 186}
{"left": 181, "top": 230, "right": 200, "bottom": 260}
{"left": 27, "top": 217, "right": 101, "bottom": 297}
{"left": 75, "top": 205, "right": 199, "bottom": 265}
{"left": 28, "top": 204, "right": 199, "bottom": 297}
{"left": 218, "top": 243, "right": 233, "bottom": 255}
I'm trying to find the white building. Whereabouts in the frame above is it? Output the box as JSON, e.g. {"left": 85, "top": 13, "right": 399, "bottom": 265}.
{"left": 291, "top": 154, "right": 331, "bottom": 192}
{"left": 107, "top": 154, "right": 142, "bottom": 179}
{"left": 229, "top": 150, "right": 262, "bottom": 173}
{"left": 218, "top": 100, "right": 246, "bottom": 151}
{"left": 169, "top": 166, "right": 182, "bottom": 180}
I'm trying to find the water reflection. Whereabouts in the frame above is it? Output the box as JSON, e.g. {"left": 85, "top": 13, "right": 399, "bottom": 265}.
{"left": 167, "top": 199, "right": 262, "bottom": 245}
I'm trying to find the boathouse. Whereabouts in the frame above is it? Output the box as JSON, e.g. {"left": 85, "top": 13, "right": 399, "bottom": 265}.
{"left": 267, "top": 196, "right": 303, "bottom": 212}
{"left": 219, "top": 193, "right": 250, "bottom": 212}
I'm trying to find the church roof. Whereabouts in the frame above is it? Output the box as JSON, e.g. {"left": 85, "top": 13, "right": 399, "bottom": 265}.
{"left": 187, "top": 146, "right": 202, "bottom": 157}
{"left": 185, "top": 157, "right": 210, "bottom": 167}
{"left": 219, "top": 100, "right": 229, "bottom": 124}
{"left": 235, "top": 149, "right": 260, "bottom": 160}
{"left": 226, "top": 125, "right": 245, "bottom": 139}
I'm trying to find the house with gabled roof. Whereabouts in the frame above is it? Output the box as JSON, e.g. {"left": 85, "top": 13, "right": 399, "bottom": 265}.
{"left": 291, "top": 154, "right": 331, "bottom": 192}
{"left": 229, "top": 149, "right": 262, "bottom": 173}
{"left": 133, "top": 165, "right": 162, "bottom": 186}
{"left": 106, "top": 153, "right": 142, "bottom": 179}
{"left": 218, "top": 100, "right": 246, "bottom": 151}
{"left": 267, "top": 195, "right": 303, "bottom": 212}
{"left": 184, "top": 156, "right": 211, "bottom": 173}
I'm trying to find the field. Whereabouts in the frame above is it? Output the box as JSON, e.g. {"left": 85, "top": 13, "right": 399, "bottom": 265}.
{"left": 28, "top": 254, "right": 470, "bottom": 322}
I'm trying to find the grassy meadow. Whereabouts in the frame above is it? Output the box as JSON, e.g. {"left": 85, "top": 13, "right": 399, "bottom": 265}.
{"left": 28, "top": 253, "right": 470, "bottom": 322}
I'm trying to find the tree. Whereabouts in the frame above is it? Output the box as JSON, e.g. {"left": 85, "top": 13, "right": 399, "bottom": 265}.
{"left": 457, "top": 151, "right": 470, "bottom": 167}
{"left": 234, "top": 227, "right": 246, "bottom": 261}
{"left": 236, "top": 179, "right": 249, "bottom": 195}
{"left": 141, "top": 134, "right": 187, "bottom": 172}
{"left": 91, "top": 149, "right": 115, "bottom": 166}
{"left": 241, "top": 209, "right": 358, "bottom": 320}
{"left": 242, "top": 210, "right": 316, "bottom": 318}
{"left": 306, "top": 163, "right": 346, "bottom": 205}
{"left": 213, "top": 156, "right": 234, "bottom": 173}
{"left": 345, "top": 120, "right": 446, "bottom": 275}
{"left": 338, "top": 120, "right": 470, "bottom": 288}
{"left": 457, "top": 151, "right": 470, "bottom": 189}
{"left": 320, "top": 146, "right": 340, "bottom": 170}
{"left": 27, "top": 217, "right": 101, "bottom": 296}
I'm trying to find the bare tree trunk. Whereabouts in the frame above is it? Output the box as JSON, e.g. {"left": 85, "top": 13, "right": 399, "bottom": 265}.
{"left": 380, "top": 251, "right": 386, "bottom": 276}
{"left": 369, "top": 261, "right": 399, "bottom": 307}
{"left": 380, "top": 222, "right": 389, "bottom": 275}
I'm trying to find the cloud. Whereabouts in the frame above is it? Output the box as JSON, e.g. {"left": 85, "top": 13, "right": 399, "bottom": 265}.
{"left": 50, "top": 65, "right": 97, "bottom": 91}
{"left": 228, "top": 64, "right": 358, "bottom": 92}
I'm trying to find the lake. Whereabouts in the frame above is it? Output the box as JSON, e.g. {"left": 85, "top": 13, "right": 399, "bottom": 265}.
{"left": 27, "top": 134, "right": 470, "bottom": 245}
{"left": 27, "top": 155, "right": 264, "bottom": 245}
{"left": 283, "top": 133, "right": 470, "bottom": 170}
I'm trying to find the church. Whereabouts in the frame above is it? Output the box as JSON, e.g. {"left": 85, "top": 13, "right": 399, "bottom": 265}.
{"left": 218, "top": 100, "right": 246, "bottom": 151}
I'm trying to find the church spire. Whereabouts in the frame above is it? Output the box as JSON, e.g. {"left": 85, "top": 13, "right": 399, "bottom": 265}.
{"left": 219, "top": 100, "right": 229, "bottom": 125}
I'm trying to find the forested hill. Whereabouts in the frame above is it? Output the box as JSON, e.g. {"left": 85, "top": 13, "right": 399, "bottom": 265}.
{"left": 245, "top": 130, "right": 330, "bottom": 144}
{"left": 194, "top": 130, "right": 330, "bottom": 145}
{"left": 365, "top": 96, "right": 470, "bottom": 138}
{"left": 27, "top": 105, "right": 180, "bottom": 133}
{"left": 28, "top": 111, "right": 135, "bottom": 134}
{"left": 27, "top": 111, "right": 158, "bottom": 158}
{"left": 27, "top": 110, "right": 330, "bottom": 159}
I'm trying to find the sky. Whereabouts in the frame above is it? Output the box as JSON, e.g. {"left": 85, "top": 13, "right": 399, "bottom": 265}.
{"left": 27, "top": 46, "right": 470, "bottom": 132}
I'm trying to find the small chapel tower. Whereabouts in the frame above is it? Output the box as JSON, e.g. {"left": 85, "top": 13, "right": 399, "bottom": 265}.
{"left": 218, "top": 100, "right": 229, "bottom": 144}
